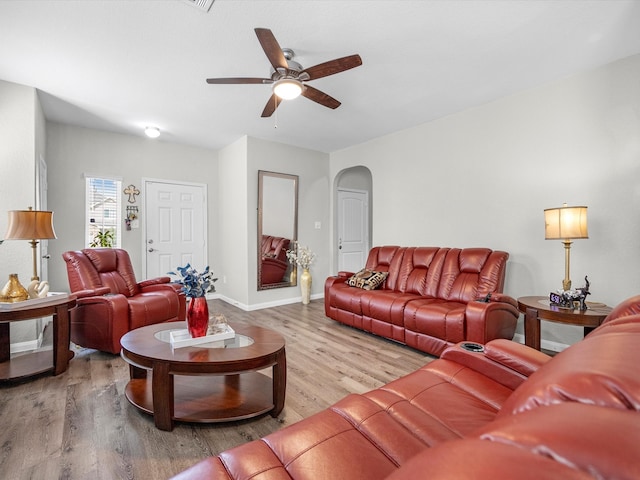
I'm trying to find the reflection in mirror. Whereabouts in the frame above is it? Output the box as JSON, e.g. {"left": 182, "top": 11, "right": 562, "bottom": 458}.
{"left": 258, "top": 171, "right": 298, "bottom": 290}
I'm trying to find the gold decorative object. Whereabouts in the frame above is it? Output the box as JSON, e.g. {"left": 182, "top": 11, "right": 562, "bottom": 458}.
{"left": 300, "top": 268, "right": 312, "bottom": 305}
{"left": 0, "top": 273, "right": 29, "bottom": 303}
{"left": 544, "top": 203, "right": 588, "bottom": 291}
{"left": 4, "top": 207, "right": 57, "bottom": 281}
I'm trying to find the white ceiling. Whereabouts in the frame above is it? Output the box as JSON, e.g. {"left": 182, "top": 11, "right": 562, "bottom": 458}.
{"left": 1, "top": 0, "right": 640, "bottom": 153}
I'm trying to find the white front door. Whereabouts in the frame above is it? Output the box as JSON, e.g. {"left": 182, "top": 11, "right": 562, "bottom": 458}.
{"left": 337, "top": 189, "right": 369, "bottom": 273}
{"left": 144, "top": 180, "right": 207, "bottom": 279}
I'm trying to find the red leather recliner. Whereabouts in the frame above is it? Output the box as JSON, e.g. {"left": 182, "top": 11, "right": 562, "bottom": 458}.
{"left": 261, "top": 235, "right": 291, "bottom": 284}
{"left": 62, "top": 248, "right": 186, "bottom": 354}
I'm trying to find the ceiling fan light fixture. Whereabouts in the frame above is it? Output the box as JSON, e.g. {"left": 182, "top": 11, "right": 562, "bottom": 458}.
{"left": 273, "top": 79, "right": 303, "bottom": 100}
{"left": 144, "top": 126, "right": 160, "bottom": 138}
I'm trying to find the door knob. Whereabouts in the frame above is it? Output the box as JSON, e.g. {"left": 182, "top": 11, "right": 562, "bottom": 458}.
{"left": 148, "top": 248, "right": 155, "bottom": 253}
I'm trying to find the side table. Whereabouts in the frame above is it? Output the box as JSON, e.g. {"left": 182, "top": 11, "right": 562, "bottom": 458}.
{"left": 0, "top": 293, "right": 77, "bottom": 381}
{"left": 517, "top": 296, "right": 611, "bottom": 351}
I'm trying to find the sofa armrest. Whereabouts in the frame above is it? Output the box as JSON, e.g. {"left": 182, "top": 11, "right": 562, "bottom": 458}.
{"left": 465, "top": 295, "right": 520, "bottom": 344}
{"left": 441, "top": 339, "right": 550, "bottom": 390}
{"left": 72, "top": 293, "right": 130, "bottom": 353}
{"left": 72, "top": 286, "right": 111, "bottom": 299}
{"left": 137, "top": 282, "right": 186, "bottom": 321}
{"left": 170, "top": 457, "right": 231, "bottom": 480}
{"left": 484, "top": 339, "right": 551, "bottom": 377}
{"left": 138, "top": 276, "right": 172, "bottom": 289}
{"left": 324, "top": 274, "right": 352, "bottom": 316}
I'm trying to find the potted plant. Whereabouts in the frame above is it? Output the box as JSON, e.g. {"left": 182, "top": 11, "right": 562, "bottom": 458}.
{"left": 168, "top": 264, "right": 217, "bottom": 337}
{"left": 90, "top": 228, "right": 115, "bottom": 247}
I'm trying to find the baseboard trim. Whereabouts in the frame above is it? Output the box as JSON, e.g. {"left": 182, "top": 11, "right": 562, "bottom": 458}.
{"left": 10, "top": 331, "right": 44, "bottom": 354}
{"left": 211, "top": 293, "right": 323, "bottom": 312}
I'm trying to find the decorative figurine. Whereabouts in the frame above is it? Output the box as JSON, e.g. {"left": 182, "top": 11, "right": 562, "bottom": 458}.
{"left": 551, "top": 276, "right": 590, "bottom": 310}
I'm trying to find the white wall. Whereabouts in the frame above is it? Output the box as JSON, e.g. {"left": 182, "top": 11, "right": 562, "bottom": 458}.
{"left": 331, "top": 54, "right": 640, "bottom": 347}
{"left": 0, "top": 80, "right": 37, "bottom": 278}
{"left": 0, "top": 80, "right": 40, "bottom": 344}
{"left": 45, "top": 123, "right": 218, "bottom": 293}
{"left": 247, "top": 137, "right": 330, "bottom": 309}
{"left": 216, "top": 136, "right": 249, "bottom": 306}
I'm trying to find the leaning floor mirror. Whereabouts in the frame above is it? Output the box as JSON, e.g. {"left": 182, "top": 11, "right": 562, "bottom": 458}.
{"left": 257, "top": 170, "right": 299, "bottom": 290}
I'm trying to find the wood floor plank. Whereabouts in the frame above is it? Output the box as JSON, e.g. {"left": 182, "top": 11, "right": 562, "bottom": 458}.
{"left": 0, "top": 299, "right": 433, "bottom": 479}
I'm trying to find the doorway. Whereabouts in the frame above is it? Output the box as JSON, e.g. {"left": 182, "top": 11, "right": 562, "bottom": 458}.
{"left": 143, "top": 179, "right": 207, "bottom": 279}
{"left": 334, "top": 166, "right": 372, "bottom": 273}
{"left": 337, "top": 189, "right": 369, "bottom": 272}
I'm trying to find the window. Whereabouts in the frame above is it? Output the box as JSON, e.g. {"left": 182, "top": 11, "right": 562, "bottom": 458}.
{"left": 85, "top": 176, "right": 122, "bottom": 248}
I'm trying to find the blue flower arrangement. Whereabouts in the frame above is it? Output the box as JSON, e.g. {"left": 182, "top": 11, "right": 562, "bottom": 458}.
{"left": 168, "top": 264, "right": 217, "bottom": 298}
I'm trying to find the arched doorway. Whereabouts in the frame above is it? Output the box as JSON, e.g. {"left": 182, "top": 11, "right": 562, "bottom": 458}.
{"left": 334, "top": 166, "right": 373, "bottom": 273}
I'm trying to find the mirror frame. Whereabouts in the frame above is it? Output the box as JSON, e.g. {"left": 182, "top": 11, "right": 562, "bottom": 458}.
{"left": 257, "top": 170, "right": 299, "bottom": 290}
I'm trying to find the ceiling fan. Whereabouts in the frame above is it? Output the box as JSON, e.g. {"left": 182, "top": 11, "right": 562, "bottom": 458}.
{"left": 206, "top": 28, "right": 362, "bottom": 117}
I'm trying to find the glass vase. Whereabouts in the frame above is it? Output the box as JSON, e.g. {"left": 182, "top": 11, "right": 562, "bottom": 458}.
{"left": 187, "top": 296, "right": 209, "bottom": 338}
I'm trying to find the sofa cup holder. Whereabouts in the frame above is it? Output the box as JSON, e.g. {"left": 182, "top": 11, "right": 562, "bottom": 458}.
{"left": 460, "top": 342, "right": 485, "bottom": 353}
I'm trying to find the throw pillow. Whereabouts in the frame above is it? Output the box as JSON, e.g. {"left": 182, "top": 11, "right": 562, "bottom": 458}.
{"left": 347, "top": 269, "right": 389, "bottom": 290}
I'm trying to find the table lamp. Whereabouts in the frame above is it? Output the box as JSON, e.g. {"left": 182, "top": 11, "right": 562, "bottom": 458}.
{"left": 544, "top": 203, "right": 588, "bottom": 291}
{"left": 4, "top": 207, "right": 57, "bottom": 282}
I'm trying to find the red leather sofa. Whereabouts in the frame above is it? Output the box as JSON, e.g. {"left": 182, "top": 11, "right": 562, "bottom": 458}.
{"left": 325, "top": 246, "right": 519, "bottom": 356}
{"left": 172, "top": 294, "right": 640, "bottom": 480}
{"left": 63, "top": 248, "right": 186, "bottom": 354}
{"left": 261, "top": 235, "right": 291, "bottom": 284}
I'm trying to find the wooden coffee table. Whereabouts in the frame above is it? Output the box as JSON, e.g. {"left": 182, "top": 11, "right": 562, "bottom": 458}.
{"left": 120, "top": 322, "right": 286, "bottom": 431}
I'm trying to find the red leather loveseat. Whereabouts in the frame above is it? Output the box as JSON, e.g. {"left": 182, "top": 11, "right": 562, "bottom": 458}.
{"left": 325, "top": 246, "right": 519, "bottom": 356}
{"left": 172, "top": 294, "right": 640, "bottom": 480}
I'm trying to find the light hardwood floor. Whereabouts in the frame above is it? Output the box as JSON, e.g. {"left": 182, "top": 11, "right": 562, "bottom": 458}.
{"left": 0, "top": 299, "right": 434, "bottom": 480}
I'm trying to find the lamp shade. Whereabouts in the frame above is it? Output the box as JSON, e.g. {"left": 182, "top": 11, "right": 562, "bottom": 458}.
{"left": 544, "top": 204, "right": 588, "bottom": 240}
{"left": 5, "top": 209, "right": 56, "bottom": 240}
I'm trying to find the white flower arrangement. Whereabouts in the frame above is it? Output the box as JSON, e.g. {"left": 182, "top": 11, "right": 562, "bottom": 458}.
{"left": 286, "top": 241, "right": 316, "bottom": 270}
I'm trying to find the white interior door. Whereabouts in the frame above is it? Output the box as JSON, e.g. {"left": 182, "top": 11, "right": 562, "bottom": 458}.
{"left": 337, "top": 189, "right": 369, "bottom": 272}
{"left": 144, "top": 180, "right": 207, "bottom": 279}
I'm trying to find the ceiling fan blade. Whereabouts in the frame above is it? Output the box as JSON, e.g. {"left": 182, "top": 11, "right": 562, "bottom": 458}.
{"left": 261, "top": 93, "right": 283, "bottom": 118}
{"left": 255, "top": 28, "right": 288, "bottom": 71}
{"left": 206, "top": 77, "right": 272, "bottom": 84}
{"left": 301, "top": 85, "right": 341, "bottom": 109}
{"left": 302, "top": 54, "right": 362, "bottom": 81}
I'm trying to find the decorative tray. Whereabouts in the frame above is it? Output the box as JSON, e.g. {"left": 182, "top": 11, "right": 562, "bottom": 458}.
{"left": 169, "top": 324, "right": 235, "bottom": 349}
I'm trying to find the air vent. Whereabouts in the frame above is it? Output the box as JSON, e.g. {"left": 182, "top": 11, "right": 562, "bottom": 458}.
{"left": 183, "top": 0, "right": 215, "bottom": 12}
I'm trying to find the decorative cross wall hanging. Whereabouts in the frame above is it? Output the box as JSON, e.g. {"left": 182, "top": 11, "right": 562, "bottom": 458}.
{"left": 124, "top": 184, "right": 140, "bottom": 204}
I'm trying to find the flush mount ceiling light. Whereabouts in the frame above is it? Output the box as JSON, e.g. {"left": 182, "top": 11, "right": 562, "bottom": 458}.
{"left": 273, "top": 79, "right": 303, "bottom": 100}
{"left": 144, "top": 126, "right": 160, "bottom": 138}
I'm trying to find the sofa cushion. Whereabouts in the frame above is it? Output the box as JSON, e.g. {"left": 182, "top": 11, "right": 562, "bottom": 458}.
{"left": 477, "top": 403, "right": 640, "bottom": 480}
{"left": 438, "top": 249, "right": 508, "bottom": 303}
{"left": 384, "top": 439, "right": 592, "bottom": 480}
{"left": 499, "top": 319, "right": 640, "bottom": 417}
{"left": 347, "top": 269, "right": 389, "bottom": 290}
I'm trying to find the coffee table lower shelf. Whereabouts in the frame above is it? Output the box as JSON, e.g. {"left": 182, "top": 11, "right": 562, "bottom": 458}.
{"left": 124, "top": 372, "right": 275, "bottom": 423}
